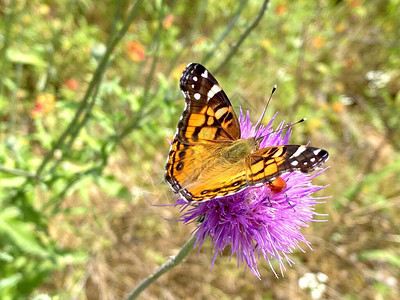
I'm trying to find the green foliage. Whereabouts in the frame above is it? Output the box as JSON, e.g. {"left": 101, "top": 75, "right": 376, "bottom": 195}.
{"left": 0, "top": 0, "right": 399, "bottom": 299}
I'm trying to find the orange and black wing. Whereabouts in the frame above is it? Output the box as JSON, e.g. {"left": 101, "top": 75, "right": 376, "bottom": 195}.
{"left": 176, "top": 63, "right": 241, "bottom": 144}
{"left": 165, "top": 63, "right": 242, "bottom": 201}
{"left": 165, "top": 139, "right": 248, "bottom": 202}
{"left": 246, "top": 145, "right": 329, "bottom": 185}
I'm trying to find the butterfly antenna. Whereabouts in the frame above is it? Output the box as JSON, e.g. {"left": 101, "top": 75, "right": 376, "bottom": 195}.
{"left": 256, "top": 118, "right": 307, "bottom": 143}
{"left": 255, "top": 84, "right": 277, "bottom": 128}
{"left": 276, "top": 117, "right": 307, "bottom": 134}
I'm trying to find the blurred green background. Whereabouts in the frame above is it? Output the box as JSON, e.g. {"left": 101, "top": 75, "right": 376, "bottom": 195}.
{"left": 1, "top": 0, "right": 399, "bottom": 299}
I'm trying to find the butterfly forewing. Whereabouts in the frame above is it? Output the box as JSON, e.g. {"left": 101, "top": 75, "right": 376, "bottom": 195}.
{"left": 165, "top": 63, "right": 242, "bottom": 200}
{"left": 177, "top": 63, "right": 241, "bottom": 143}
{"left": 246, "top": 145, "right": 329, "bottom": 185}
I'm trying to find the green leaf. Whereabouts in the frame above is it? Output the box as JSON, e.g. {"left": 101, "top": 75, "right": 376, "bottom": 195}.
{"left": 359, "top": 249, "right": 400, "bottom": 268}
{"left": 6, "top": 49, "right": 46, "bottom": 67}
{"left": 0, "top": 274, "right": 23, "bottom": 290}
{"left": 0, "top": 251, "right": 14, "bottom": 262}
{"left": 0, "top": 208, "right": 50, "bottom": 257}
{"left": 96, "top": 175, "right": 127, "bottom": 198}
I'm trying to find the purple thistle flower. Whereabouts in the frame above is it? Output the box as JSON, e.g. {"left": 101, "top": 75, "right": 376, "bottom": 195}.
{"left": 175, "top": 109, "right": 328, "bottom": 278}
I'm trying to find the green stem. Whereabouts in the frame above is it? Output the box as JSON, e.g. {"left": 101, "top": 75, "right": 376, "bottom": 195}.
{"left": 166, "top": 0, "right": 209, "bottom": 76}
{"left": 125, "top": 235, "right": 196, "bottom": 300}
{"left": 202, "top": 0, "right": 248, "bottom": 64}
{"left": 0, "top": 166, "right": 36, "bottom": 178}
{"left": 214, "top": 0, "right": 270, "bottom": 74}
{"left": 34, "top": 0, "right": 144, "bottom": 179}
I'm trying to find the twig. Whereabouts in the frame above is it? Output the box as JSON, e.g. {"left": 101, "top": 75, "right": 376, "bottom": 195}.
{"left": 214, "top": 0, "right": 270, "bottom": 74}
{"left": 166, "top": 0, "right": 209, "bottom": 75}
{"left": 117, "top": 2, "right": 165, "bottom": 140}
{"left": 0, "top": 166, "right": 36, "bottom": 178}
{"left": 202, "top": 0, "right": 248, "bottom": 64}
{"left": 125, "top": 235, "right": 196, "bottom": 300}
{"left": 289, "top": 23, "right": 308, "bottom": 120}
{"left": 34, "top": 0, "right": 144, "bottom": 180}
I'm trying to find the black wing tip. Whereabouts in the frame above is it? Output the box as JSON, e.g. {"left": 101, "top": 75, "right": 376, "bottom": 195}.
{"left": 182, "top": 62, "right": 204, "bottom": 74}
{"left": 319, "top": 148, "right": 329, "bottom": 163}
{"left": 186, "top": 62, "right": 203, "bottom": 69}
{"left": 284, "top": 145, "right": 329, "bottom": 174}
{"left": 180, "top": 62, "right": 208, "bottom": 90}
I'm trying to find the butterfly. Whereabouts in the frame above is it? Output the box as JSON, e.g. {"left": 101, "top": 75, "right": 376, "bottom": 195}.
{"left": 165, "top": 63, "right": 329, "bottom": 202}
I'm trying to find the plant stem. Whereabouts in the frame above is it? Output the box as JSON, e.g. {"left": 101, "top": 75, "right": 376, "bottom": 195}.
{"left": 214, "top": 0, "right": 270, "bottom": 74}
{"left": 34, "top": 0, "right": 144, "bottom": 180}
{"left": 166, "top": 0, "right": 209, "bottom": 76}
{"left": 125, "top": 235, "right": 196, "bottom": 300}
{"left": 0, "top": 166, "right": 36, "bottom": 178}
{"left": 202, "top": 0, "right": 248, "bottom": 64}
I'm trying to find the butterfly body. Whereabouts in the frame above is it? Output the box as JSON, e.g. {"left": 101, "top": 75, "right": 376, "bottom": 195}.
{"left": 165, "top": 63, "right": 329, "bottom": 202}
{"left": 221, "top": 138, "right": 256, "bottom": 164}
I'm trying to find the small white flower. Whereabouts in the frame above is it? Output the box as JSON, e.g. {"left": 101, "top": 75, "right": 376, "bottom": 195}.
{"left": 365, "top": 70, "right": 391, "bottom": 89}
{"left": 276, "top": 68, "right": 292, "bottom": 82}
{"left": 292, "top": 37, "right": 303, "bottom": 48}
{"left": 298, "top": 272, "right": 328, "bottom": 300}
{"left": 316, "top": 272, "right": 329, "bottom": 283}
{"left": 339, "top": 95, "right": 354, "bottom": 106}
{"left": 311, "top": 284, "right": 327, "bottom": 300}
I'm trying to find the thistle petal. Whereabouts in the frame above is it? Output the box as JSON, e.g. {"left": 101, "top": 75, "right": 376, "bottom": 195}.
{"left": 175, "top": 110, "right": 328, "bottom": 278}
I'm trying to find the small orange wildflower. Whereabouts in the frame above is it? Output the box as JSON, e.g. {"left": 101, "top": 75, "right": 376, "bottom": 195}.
{"left": 311, "top": 35, "right": 324, "bottom": 49}
{"left": 194, "top": 37, "right": 209, "bottom": 48}
{"left": 335, "top": 23, "right": 345, "bottom": 33}
{"left": 332, "top": 102, "right": 345, "bottom": 113}
{"left": 163, "top": 14, "right": 174, "bottom": 29}
{"left": 275, "top": 4, "right": 287, "bottom": 15}
{"left": 64, "top": 78, "right": 80, "bottom": 91}
{"left": 347, "top": 0, "right": 361, "bottom": 8}
{"left": 30, "top": 93, "right": 55, "bottom": 119}
{"left": 126, "top": 41, "right": 146, "bottom": 62}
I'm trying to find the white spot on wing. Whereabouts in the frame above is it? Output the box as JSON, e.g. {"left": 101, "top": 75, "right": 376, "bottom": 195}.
{"left": 291, "top": 146, "right": 307, "bottom": 158}
{"left": 193, "top": 76, "right": 198, "bottom": 82}
{"left": 291, "top": 160, "right": 299, "bottom": 166}
{"left": 201, "top": 70, "right": 208, "bottom": 78}
{"left": 191, "top": 84, "right": 195, "bottom": 88}
{"left": 310, "top": 157, "right": 316, "bottom": 162}
{"left": 207, "top": 84, "right": 222, "bottom": 100}
{"left": 194, "top": 93, "right": 201, "bottom": 100}
{"left": 313, "top": 149, "right": 321, "bottom": 156}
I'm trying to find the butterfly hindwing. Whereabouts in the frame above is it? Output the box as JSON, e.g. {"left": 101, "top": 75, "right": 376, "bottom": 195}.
{"left": 183, "top": 164, "right": 248, "bottom": 201}
{"left": 165, "top": 138, "right": 248, "bottom": 202}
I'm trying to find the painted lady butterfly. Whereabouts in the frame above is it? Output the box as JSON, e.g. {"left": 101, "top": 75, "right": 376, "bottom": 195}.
{"left": 165, "top": 63, "right": 329, "bottom": 202}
